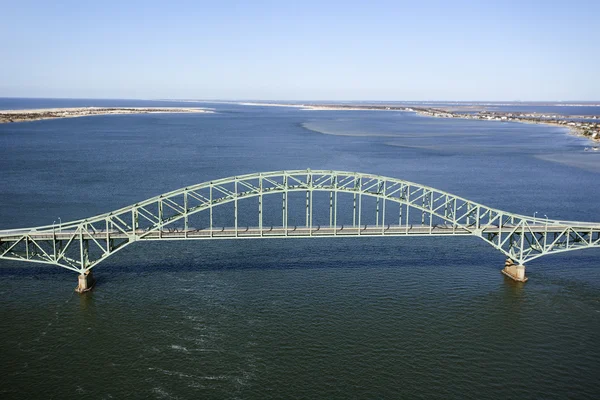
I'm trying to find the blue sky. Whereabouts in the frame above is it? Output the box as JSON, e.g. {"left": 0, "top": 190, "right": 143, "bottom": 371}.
{"left": 1, "top": 0, "right": 598, "bottom": 100}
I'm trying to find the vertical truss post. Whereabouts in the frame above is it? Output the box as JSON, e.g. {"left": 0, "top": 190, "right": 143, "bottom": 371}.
{"left": 105, "top": 219, "right": 110, "bottom": 250}
{"left": 79, "top": 227, "right": 84, "bottom": 271}
{"left": 358, "top": 177, "right": 362, "bottom": 235}
{"left": 376, "top": 197, "right": 380, "bottom": 226}
{"left": 376, "top": 180, "right": 381, "bottom": 227}
{"left": 305, "top": 172, "right": 310, "bottom": 228}
{"left": 542, "top": 223, "right": 547, "bottom": 251}
{"left": 405, "top": 186, "right": 411, "bottom": 234}
{"left": 466, "top": 203, "right": 471, "bottom": 226}
{"left": 209, "top": 184, "right": 213, "bottom": 237}
{"left": 399, "top": 203, "right": 403, "bottom": 227}
{"left": 158, "top": 199, "right": 163, "bottom": 239}
{"left": 282, "top": 190, "right": 286, "bottom": 235}
{"left": 381, "top": 181, "right": 387, "bottom": 234}
{"left": 353, "top": 193, "right": 357, "bottom": 227}
{"left": 353, "top": 175, "right": 358, "bottom": 228}
{"left": 309, "top": 173, "right": 313, "bottom": 235}
{"left": 52, "top": 226, "right": 57, "bottom": 262}
{"left": 329, "top": 175, "right": 334, "bottom": 227}
{"left": 334, "top": 177, "right": 338, "bottom": 235}
{"left": 399, "top": 186, "right": 404, "bottom": 227}
{"left": 132, "top": 208, "right": 138, "bottom": 238}
{"left": 234, "top": 178, "right": 238, "bottom": 237}
{"left": 184, "top": 190, "right": 188, "bottom": 238}
{"left": 329, "top": 191, "right": 333, "bottom": 228}
{"left": 283, "top": 174, "right": 288, "bottom": 236}
{"left": 429, "top": 191, "right": 433, "bottom": 234}
{"left": 422, "top": 190, "right": 426, "bottom": 225}
{"left": 259, "top": 175, "right": 263, "bottom": 237}
{"left": 444, "top": 194, "right": 449, "bottom": 220}
{"left": 305, "top": 190, "right": 310, "bottom": 227}
{"left": 497, "top": 212, "right": 503, "bottom": 246}
{"left": 452, "top": 198, "right": 457, "bottom": 234}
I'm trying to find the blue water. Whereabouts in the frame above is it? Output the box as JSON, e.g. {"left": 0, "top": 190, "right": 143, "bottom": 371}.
{"left": 1, "top": 99, "right": 599, "bottom": 399}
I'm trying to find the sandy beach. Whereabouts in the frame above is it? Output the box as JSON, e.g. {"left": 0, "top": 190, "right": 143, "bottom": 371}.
{"left": 0, "top": 107, "right": 214, "bottom": 123}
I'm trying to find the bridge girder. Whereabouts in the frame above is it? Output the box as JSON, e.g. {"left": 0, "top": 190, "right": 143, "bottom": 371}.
{"left": 1, "top": 169, "right": 599, "bottom": 273}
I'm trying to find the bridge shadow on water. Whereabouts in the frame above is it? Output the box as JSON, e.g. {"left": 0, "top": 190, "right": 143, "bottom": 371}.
{"left": 104, "top": 236, "right": 488, "bottom": 270}
{"left": 1, "top": 235, "right": 482, "bottom": 270}
{"left": 2, "top": 235, "right": 598, "bottom": 292}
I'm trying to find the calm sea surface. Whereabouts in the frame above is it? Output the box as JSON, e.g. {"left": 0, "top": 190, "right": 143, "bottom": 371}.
{"left": 1, "top": 99, "right": 599, "bottom": 399}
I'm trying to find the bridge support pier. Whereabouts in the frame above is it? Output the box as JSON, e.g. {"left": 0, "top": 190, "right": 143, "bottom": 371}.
{"left": 502, "top": 259, "right": 528, "bottom": 282}
{"left": 75, "top": 270, "right": 95, "bottom": 293}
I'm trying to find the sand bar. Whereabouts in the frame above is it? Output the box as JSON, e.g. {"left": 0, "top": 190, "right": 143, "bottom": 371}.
{"left": 240, "top": 102, "right": 600, "bottom": 143}
{"left": 0, "top": 107, "right": 214, "bottom": 124}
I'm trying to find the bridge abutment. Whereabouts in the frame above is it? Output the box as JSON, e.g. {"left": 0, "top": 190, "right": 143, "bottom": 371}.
{"left": 502, "top": 259, "right": 528, "bottom": 282}
{"left": 76, "top": 270, "right": 95, "bottom": 293}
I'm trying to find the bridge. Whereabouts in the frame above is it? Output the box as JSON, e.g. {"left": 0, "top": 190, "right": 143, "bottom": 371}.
{"left": 1, "top": 169, "right": 599, "bottom": 291}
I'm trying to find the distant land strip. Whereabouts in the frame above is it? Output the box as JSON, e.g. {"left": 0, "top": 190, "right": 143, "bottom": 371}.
{"left": 240, "top": 102, "right": 600, "bottom": 143}
{"left": 0, "top": 107, "right": 214, "bottom": 124}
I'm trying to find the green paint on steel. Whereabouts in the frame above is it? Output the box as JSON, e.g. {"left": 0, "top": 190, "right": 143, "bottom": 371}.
{"left": 0, "top": 169, "right": 599, "bottom": 273}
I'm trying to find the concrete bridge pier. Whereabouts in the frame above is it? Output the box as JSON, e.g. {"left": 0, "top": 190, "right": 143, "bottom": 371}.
{"left": 76, "top": 270, "right": 95, "bottom": 293}
{"left": 502, "top": 259, "right": 528, "bottom": 282}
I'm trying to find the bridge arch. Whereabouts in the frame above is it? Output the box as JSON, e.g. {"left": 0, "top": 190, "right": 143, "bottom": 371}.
{"left": 1, "top": 169, "right": 599, "bottom": 284}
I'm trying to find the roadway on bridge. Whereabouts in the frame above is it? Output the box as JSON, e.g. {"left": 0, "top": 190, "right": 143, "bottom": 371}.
{"left": 0, "top": 223, "right": 578, "bottom": 242}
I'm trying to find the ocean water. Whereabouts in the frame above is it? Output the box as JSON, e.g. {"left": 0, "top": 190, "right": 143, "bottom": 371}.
{"left": 0, "top": 99, "right": 599, "bottom": 399}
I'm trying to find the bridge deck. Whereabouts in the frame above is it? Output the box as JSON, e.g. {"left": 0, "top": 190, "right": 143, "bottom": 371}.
{"left": 0, "top": 224, "right": 579, "bottom": 242}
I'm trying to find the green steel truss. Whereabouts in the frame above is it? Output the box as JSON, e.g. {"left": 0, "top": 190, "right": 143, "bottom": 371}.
{"left": 0, "top": 169, "right": 599, "bottom": 274}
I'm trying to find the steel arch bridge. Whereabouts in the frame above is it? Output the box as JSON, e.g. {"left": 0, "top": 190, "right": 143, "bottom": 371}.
{"left": 1, "top": 169, "right": 599, "bottom": 287}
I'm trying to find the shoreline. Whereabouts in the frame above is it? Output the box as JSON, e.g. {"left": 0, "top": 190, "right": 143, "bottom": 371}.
{"left": 240, "top": 102, "right": 600, "bottom": 144}
{"left": 0, "top": 107, "right": 214, "bottom": 124}
{"left": 408, "top": 107, "right": 600, "bottom": 144}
